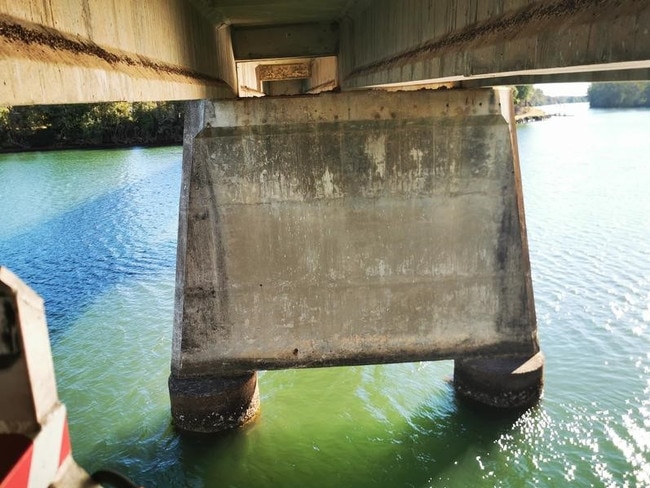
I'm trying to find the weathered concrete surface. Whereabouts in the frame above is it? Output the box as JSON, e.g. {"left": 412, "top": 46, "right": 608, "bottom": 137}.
{"left": 188, "top": 0, "right": 354, "bottom": 26}
{"left": 237, "top": 56, "right": 338, "bottom": 97}
{"left": 169, "top": 372, "right": 259, "bottom": 433}
{"left": 0, "top": 0, "right": 236, "bottom": 105}
{"left": 232, "top": 22, "right": 339, "bottom": 60}
{"left": 171, "top": 88, "right": 539, "bottom": 383}
{"left": 340, "top": 0, "right": 650, "bottom": 89}
{"left": 454, "top": 352, "right": 545, "bottom": 409}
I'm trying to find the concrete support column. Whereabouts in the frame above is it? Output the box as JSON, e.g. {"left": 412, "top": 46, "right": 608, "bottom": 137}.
{"left": 169, "top": 373, "right": 259, "bottom": 433}
{"left": 454, "top": 90, "right": 544, "bottom": 409}
{"left": 454, "top": 353, "right": 544, "bottom": 409}
{"left": 169, "top": 100, "right": 261, "bottom": 432}
{"left": 451, "top": 88, "right": 544, "bottom": 411}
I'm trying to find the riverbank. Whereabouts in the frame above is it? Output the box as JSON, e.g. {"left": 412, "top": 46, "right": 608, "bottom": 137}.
{"left": 515, "top": 107, "right": 551, "bottom": 123}
{"left": 514, "top": 103, "right": 591, "bottom": 124}
{"left": 0, "top": 101, "right": 184, "bottom": 154}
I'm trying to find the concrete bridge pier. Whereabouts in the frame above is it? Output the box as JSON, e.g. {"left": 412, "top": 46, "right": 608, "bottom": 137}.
{"left": 170, "top": 87, "right": 543, "bottom": 433}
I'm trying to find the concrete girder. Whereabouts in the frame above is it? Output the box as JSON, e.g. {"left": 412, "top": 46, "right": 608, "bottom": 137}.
{"left": 231, "top": 22, "right": 339, "bottom": 60}
{"left": 461, "top": 67, "right": 650, "bottom": 89}
{"left": 0, "top": 0, "right": 237, "bottom": 105}
{"left": 2, "top": 0, "right": 649, "bottom": 105}
{"left": 339, "top": 0, "right": 650, "bottom": 89}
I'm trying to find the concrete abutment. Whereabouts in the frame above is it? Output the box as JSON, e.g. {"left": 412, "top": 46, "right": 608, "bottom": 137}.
{"left": 170, "top": 87, "right": 542, "bottom": 433}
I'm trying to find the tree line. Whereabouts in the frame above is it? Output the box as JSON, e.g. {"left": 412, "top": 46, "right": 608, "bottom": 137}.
{"left": 0, "top": 101, "right": 184, "bottom": 152}
{"left": 513, "top": 85, "right": 587, "bottom": 109}
{"left": 588, "top": 82, "right": 650, "bottom": 108}
{"left": 515, "top": 82, "right": 650, "bottom": 109}
{"left": 0, "top": 90, "right": 578, "bottom": 151}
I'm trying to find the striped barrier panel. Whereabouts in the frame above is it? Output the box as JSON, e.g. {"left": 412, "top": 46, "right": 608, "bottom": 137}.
{"left": 1, "top": 268, "right": 95, "bottom": 488}
{"left": 1, "top": 403, "right": 72, "bottom": 488}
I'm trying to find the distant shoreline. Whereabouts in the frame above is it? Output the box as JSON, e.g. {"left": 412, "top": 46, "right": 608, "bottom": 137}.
{"left": 0, "top": 101, "right": 185, "bottom": 155}
{"left": 0, "top": 140, "right": 181, "bottom": 155}
{"left": 514, "top": 103, "right": 587, "bottom": 124}
{"left": 515, "top": 107, "right": 551, "bottom": 124}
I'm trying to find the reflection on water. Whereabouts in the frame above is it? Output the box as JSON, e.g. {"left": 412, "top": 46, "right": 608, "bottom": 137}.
{"left": 1, "top": 106, "right": 649, "bottom": 487}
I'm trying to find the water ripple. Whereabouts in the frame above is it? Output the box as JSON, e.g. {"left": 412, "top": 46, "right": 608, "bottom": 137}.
{"left": 0, "top": 148, "right": 181, "bottom": 338}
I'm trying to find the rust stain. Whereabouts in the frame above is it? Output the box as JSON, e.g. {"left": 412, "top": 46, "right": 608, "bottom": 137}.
{"left": 345, "top": 0, "right": 640, "bottom": 80}
{"left": 256, "top": 62, "right": 312, "bottom": 81}
{"left": 0, "top": 13, "right": 225, "bottom": 86}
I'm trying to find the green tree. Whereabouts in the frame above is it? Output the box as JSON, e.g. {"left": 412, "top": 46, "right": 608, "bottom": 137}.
{"left": 0, "top": 101, "right": 184, "bottom": 151}
{"left": 588, "top": 82, "right": 650, "bottom": 108}
{"left": 80, "top": 102, "right": 133, "bottom": 143}
{"left": 1, "top": 105, "right": 52, "bottom": 148}
{"left": 513, "top": 85, "right": 534, "bottom": 106}
{"left": 528, "top": 88, "right": 548, "bottom": 107}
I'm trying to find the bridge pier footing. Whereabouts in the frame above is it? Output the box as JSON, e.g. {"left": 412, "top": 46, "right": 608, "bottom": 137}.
{"left": 169, "top": 372, "right": 260, "bottom": 433}
{"left": 453, "top": 352, "right": 544, "bottom": 409}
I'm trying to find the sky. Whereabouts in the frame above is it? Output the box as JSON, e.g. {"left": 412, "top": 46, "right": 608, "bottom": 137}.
{"left": 534, "top": 82, "right": 590, "bottom": 97}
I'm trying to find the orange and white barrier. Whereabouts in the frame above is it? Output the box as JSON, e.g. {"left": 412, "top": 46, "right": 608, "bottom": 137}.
{"left": 1, "top": 403, "right": 73, "bottom": 488}
{"left": 0, "top": 268, "right": 93, "bottom": 488}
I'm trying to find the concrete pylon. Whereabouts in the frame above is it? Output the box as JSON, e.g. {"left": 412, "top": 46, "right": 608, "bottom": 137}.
{"left": 169, "top": 88, "right": 543, "bottom": 433}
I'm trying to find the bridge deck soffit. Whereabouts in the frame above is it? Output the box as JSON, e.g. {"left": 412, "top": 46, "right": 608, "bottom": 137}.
{"left": 338, "top": 0, "right": 650, "bottom": 88}
{"left": 0, "top": 0, "right": 235, "bottom": 105}
{"left": 0, "top": 0, "right": 649, "bottom": 105}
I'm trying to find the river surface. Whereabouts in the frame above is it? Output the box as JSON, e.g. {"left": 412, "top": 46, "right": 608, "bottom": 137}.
{"left": 0, "top": 103, "right": 648, "bottom": 487}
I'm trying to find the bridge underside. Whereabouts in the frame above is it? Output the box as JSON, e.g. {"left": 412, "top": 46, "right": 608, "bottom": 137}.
{"left": 0, "top": 0, "right": 648, "bottom": 104}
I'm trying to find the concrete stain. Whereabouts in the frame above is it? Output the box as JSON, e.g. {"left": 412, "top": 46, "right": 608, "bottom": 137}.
{"left": 364, "top": 134, "right": 387, "bottom": 179}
